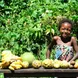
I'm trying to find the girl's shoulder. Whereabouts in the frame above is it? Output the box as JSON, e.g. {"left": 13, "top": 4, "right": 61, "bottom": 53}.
{"left": 53, "top": 36, "right": 60, "bottom": 40}
{"left": 71, "top": 36, "right": 77, "bottom": 39}
{"left": 71, "top": 36, "right": 77, "bottom": 41}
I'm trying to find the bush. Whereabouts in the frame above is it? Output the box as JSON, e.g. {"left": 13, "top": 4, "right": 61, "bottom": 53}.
{"left": 0, "top": 0, "right": 78, "bottom": 59}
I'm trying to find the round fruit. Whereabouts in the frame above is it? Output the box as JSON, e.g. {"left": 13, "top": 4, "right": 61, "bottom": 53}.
{"left": 60, "top": 60, "right": 70, "bottom": 68}
{"left": 32, "top": 60, "right": 41, "bottom": 68}
{"left": 21, "top": 52, "right": 36, "bottom": 64}
{"left": 21, "top": 61, "right": 29, "bottom": 68}
{"left": 42, "top": 59, "right": 53, "bottom": 68}
{"left": 53, "top": 59, "right": 61, "bottom": 68}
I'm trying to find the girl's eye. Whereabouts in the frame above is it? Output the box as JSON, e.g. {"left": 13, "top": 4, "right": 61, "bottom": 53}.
{"left": 67, "top": 29, "right": 71, "bottom": 31}
{"left": 62, "top": 28, "right": 65, "bottom": 30}
{"left": 62, "top": 28, "right": 71, "bottom": 31}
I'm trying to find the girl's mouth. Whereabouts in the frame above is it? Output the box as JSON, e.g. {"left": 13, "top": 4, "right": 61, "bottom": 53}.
{"left": 62, "top": 33, "right": 68, "bottom": 38}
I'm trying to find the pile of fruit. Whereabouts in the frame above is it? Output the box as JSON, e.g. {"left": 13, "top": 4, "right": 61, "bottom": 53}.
{"left": 32, "top": 59, "right": 78, "bottom": 69}
{"left": 0, "top": 50, "right": 78, "bottom": 70}
{"left": 0, "top": 50, "right": 29, "bottom": 70}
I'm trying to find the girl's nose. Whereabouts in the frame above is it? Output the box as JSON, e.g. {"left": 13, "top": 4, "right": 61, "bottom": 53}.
{"left": 64, "top": 30, "right": 68, "bottom": 33}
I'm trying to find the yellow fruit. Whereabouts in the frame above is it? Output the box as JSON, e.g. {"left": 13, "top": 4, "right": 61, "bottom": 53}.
{"left": 70, "top": 61, "right": 75, "bottom": 65}
{"left": 2, "top": 61, "right": 10, "bottom": 68}
{"left": 10, "top": 63, "right": 17, "bottom": 69}
{"left": 42, "top": 59, "right": 53, "bottom": 68}
{"left": 60, "top": 60, "right": 70, "bottom": 68}
{"left": 21, "top": 61, "right": 29, "bottom": 68}
{"left": 69, "top": 64, "right": 74, "bottom": 68}
{"left": 10, "top": 56, "right": 22, "bottom": 61}
{"left": 14, "top": 65, "right": 22, "bottom": 69}
{"left": 13, "top": 60, "right": 22, "bottom": 65}
{"left": 9, "top": 66, "right": 14, "bottom": 70}
{"left": 32, "top": 60, "right": 41, "bottom": 68}
{"left": 1, "top": 50, "right": 12, "bottom": 57}
{"left": 10, "top": 61, "right": 22, "bottom": 70}
{"left": 53, "top": 59, "right": 61, "bottom": 64}
{"left": 53, "top": 59, "right": 61, "bottom": 68}
{"left": 0, "top": 63, "right": 2, "bottom": 69}
{"left": 74, "top": 62, "right": 78, "bottom": 68}
{"left": 53, "top": 63, "right": 60, "bottom": 68}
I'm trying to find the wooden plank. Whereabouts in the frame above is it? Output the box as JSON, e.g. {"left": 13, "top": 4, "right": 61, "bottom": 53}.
{"left": 0, "top": 67, "right": 78, "bottom": 77}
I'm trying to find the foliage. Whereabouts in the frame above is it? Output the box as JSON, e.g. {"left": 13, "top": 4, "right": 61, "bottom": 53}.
{"left": 0, "top": 73, "right": 4, "bottom": 78}
{"left": 0, "top": 0, "right": 78, "bottom": 59}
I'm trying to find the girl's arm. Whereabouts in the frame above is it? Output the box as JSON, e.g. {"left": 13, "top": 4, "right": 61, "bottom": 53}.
{"left": 46, "top": 36, "right": 57, "bottom": 59}
{"left": 46, "top": 40, "right": 53, "bottom": 59}
{"left": 46, "top": 49, "right": 51, "bottom": 59}
{"left": 70, "top": 37, "right": 78, "bottom": 61}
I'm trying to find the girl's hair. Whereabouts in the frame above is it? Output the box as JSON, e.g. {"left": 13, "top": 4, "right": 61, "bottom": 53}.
{"left": 58, "top": 18, "right": 73, "bottom": 30}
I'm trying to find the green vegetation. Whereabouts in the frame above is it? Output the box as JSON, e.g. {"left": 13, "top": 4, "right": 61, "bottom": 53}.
{"left": 0, "top": 73, "right": 4, "bottom": 78}
{"left": 0, "top": 0, "right": 78, "bottom": 60}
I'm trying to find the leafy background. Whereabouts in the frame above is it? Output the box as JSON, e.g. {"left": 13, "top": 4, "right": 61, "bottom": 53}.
{"left": 0, "top": 0, "right": 78, "bottom": 60}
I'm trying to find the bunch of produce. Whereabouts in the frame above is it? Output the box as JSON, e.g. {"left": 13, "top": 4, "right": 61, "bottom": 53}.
{"left": 9, "top": 60, "right": 29, "bottom": 70}
{"left": 1, "top": 50, "right": 78, "bottom": 70}
{"left": 9, "top": 60, "right": 23, "bottom": 70}
{"left": 42, "top": 59, "right": 70, "bottom": 69}
{"left": 0, "top": 50, "right": 30, "bottom": 70}
{"left": 53, "top": 59, "right": 78, "bottom": 69}
{"left": 0, "top": 50, "right": 22, "bottom": 69}
{"left": 53, "top": 59, "right": 70, "bottom": 68}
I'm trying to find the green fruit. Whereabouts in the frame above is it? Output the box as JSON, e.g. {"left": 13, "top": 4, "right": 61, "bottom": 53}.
{"left": 20, "top": 52, "right": 36, "bottom": 64}
{"left": 75, "top": 59, "right": 78, "bottom": 63}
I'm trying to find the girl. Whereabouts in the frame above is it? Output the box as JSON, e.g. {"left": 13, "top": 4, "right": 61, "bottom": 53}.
{"left": 46, "top": 18, "right": 78, "bottom": 62}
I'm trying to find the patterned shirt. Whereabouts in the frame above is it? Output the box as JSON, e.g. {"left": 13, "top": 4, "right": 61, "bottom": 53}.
{"left": 55, "top": 45, "right": 74, "bottom": 60}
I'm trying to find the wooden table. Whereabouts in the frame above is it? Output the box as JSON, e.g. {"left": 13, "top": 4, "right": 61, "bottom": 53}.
{"left": 0, "top": 67, "right": 78, "bottom": 77}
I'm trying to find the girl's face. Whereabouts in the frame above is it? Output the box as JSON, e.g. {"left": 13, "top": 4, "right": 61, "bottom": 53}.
{"left": 60, "top": 22, "right": 72, "bottom": 38}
